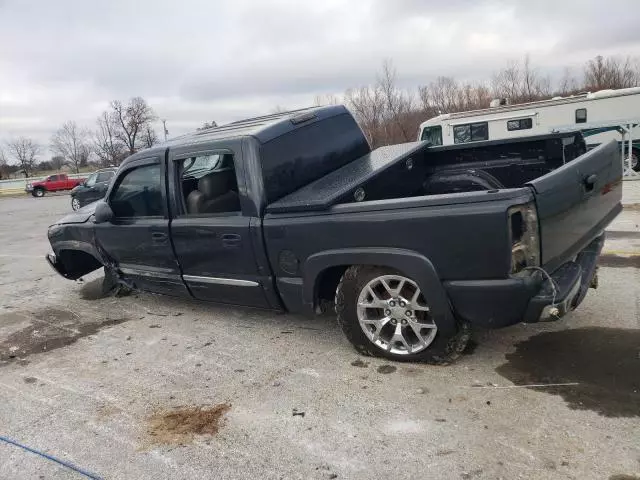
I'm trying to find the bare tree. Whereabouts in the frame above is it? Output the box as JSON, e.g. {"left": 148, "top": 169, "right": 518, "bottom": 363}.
{"left": 558, "top": 67, "right": 580, "bottom": 95}
{"left": 94, "top": 111, "right": 126, "bottom": 167}
{"left": 344, "top": 85, "right": 385, "bottom": 147}
{"left": 313, "top": 94, "right": 340, "bottom": 106}
{"left": 0, "top": 147, "right": 7, "bottom": 179}
{"left": 110, "top": 97, "right": 157, "bottom": 155}
{"left": 50, "top": 155, "right": 65, "bottom": 170}
{"left": 50, "top": 121, "right": 91, "bottom": 173}
{"left": 584, "top": 55, "right": 640, "bottom": 90}
{"left": 6, "top": 137, "right": 40, "bottom": 177}
{"left": 377, "top": 59, "right": 415, "bottom": 143}
{"left": 140, "top": 124, "right": 159, "bottom": 149}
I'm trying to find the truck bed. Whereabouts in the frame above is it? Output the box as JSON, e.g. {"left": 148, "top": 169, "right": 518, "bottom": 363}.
{"left": 267, "top": 132, "right": 586, "bottom": 214}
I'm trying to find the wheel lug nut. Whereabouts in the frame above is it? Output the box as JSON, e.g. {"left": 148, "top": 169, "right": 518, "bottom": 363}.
{"left": 399, "top": 301, "right": 406, "bottom": 307}
{"left": 401, "top": 319, "right": 407, "bottom": 325}
{"left": 384, "top": 309, "right": 391, "bottom": 315}
{"left": 391, "top": 318, "right": 397, "bottom": 324}
{"left": 406, "top": 310, "right": 412, "bottom": 317}
{"left": 389, "top": 301, "right": 396, "bottom": 307}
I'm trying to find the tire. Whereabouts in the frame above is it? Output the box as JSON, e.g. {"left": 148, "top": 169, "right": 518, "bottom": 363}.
{"left": 335, "top": 265, "right": 470, "bottom": 364}
{"left": 71, "top": 196, "right": 81, "bottom": 211}
{"left": 32, "top": 188, "right": 45, "bottom": 197}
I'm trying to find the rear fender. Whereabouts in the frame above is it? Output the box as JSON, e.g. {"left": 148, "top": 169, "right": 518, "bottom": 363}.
{"left": 304, "top": 248, "right": 456, "bottom": 335}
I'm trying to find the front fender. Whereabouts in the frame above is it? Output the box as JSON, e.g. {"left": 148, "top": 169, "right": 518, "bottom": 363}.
{"left": 303, "top": 248, "right": 456, "bottom": 336}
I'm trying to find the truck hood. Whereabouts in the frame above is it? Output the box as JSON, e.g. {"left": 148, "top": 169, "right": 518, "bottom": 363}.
{"left": 54, "top": 201, "right": 97, "bottom": 225}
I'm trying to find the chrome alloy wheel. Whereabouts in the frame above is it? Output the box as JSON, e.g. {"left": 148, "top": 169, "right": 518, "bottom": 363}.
{"left": 356, "top": 274, "right": 437, "bottom": 355}
{"left": 71, "top": 197, "right": 81, "bottom": 211}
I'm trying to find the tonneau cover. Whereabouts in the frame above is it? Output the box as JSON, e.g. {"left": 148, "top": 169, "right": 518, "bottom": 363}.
{"left": 266, "top": 141, "right": 429, "bottom": 214}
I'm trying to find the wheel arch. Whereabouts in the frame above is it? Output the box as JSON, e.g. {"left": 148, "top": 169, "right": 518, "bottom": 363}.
{"left": 304, "top": 248, "right": 456, "bottom": 335}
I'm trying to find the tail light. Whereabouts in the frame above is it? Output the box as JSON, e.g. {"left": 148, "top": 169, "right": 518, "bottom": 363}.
{"left": 508, "top": 202, "right": 540, "bottom": 273}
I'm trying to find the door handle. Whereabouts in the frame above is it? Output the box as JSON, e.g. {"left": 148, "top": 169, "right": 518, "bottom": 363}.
{"left": 583, "top": 174, "right": 597, "bottom": 191}
{"left": 151, "top": 231, "right": 168, "bottom": 244}
{"left": 222, "top": 233, "right": 241, "bottom": 247}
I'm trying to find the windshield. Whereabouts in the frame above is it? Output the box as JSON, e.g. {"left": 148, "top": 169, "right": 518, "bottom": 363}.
{"left": 420, "top": 126, "right": 443, "bottom": 145}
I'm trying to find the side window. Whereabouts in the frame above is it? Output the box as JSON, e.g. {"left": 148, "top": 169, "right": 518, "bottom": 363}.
{"left": 85, "top": 173, "right": 98, "bottom": 187}
{"left": 48, "top": 175, "right": 58, "bottom": 182}
{"left": 453, "top": 122, "right": 488, "bottom": 144}
{"left": 421, "top": 126, "right": 443, "bottom": 145}
{"left": 575, "top": 108, "right": 587, "bottom": 124}
{"left": 177, "top": 153, "right": 240, "bottom": 215}
{"left": 507, "top": 118, "right": 533, "bottom": 131}
{"left": 96, "top": 171, "right": 114, "bottom": 183}
{"left": 110, "top": 164, "right": 163, "bottom": 218}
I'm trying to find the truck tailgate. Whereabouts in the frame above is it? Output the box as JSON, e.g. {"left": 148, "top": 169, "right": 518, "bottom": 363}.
{"left": 527, "top": 139, "right": 622, "bottom": 272}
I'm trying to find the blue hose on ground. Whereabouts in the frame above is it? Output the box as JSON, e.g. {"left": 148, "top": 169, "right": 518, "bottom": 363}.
{"left": 0, "top": 434, "right": 103, "bottom": 480}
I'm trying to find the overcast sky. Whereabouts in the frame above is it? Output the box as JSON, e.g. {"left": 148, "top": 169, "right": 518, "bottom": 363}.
{"left": 2, "top": 0, "right": 640, "bottom": 161}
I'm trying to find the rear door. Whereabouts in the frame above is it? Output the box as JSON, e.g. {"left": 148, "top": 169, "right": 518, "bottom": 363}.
{"left": 527, "top": 139, "right": 622, "bottom": 271}
{"left": 167, "top": 144, "right": 272, "bottom": 308}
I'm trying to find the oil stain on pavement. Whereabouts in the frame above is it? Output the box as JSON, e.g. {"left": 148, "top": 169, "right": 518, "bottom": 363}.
{"left": 0, "top": 308, "right": 130, "bottom": 365}
{"left": 496, "top": 327, "right": 640, "bottom": 417}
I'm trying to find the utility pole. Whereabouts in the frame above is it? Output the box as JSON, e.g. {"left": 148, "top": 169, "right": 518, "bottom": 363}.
{"left": 162, "top": 120, "right": 168, "bottom": 141}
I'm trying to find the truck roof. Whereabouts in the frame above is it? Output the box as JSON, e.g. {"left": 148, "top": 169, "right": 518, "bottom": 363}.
{"left": 121, "top": 105, "right": 350, "bottom": 168}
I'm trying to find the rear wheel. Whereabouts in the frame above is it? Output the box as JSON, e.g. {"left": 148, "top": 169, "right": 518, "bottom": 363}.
{"left": 335, "top": 265, "right": 470, "bottom": 364}
{"left": 33, "top": 188, "right": 45, "bottom": 197}
{"left": 71, "top": 197, "right": 81, "bottom": 211}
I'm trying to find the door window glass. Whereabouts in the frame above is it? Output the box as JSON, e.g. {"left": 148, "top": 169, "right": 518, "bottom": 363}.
{"left": 177, "top": 153, "right": 240, "bottom": 215}
{"left": 48, "top": 175, "right": 58, "bottom": 182}
{"left": 110, "top": 164, "right": 163, "bottom": 218}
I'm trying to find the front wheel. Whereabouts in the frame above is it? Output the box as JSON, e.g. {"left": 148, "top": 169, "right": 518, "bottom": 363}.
{"left": 335, "top": 265, "right": 470, "bottom": 364}
{"left": 32, "top": 188, "right": 45, "bottom": 197}
{"left": 71, "top": 196, "right": 81, "bottom": 211}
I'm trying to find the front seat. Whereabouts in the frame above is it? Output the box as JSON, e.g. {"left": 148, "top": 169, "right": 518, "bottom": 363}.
{"left": 187, "top": 170, "right": 240, "bottom": 214}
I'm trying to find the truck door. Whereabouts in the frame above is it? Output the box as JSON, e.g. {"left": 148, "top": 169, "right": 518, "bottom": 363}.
{"left": 167, "top": 145, "right": 272, "bottom": 309}
{"left": 527, "top": 139, "right": 623, "bottom": 272}
{"left": 93, "top": 155, "right": 189, "bottom": 297}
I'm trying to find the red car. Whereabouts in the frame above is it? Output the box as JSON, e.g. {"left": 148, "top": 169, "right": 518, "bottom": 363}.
{"left": 26, "top": 174, "right": 85, "bottom": 197}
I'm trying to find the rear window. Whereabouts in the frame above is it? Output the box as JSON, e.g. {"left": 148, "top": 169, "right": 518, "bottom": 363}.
{"left": 260, "top": 113, "right": 370, "bottom": 203}
{"left": 453, "top": 122, "right": 488, "bottom": 144}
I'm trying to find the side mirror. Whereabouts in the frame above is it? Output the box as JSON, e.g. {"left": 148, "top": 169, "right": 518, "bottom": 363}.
{"left": 93, "top": 201, "right": 114, "bottom": 224}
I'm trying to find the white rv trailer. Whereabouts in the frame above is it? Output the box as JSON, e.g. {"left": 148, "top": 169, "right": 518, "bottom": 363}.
{"left": 417, "top": 87, "right": 640, "bottom": 174}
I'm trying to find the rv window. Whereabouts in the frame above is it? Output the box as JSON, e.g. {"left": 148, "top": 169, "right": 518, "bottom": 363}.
{"left": 420, "top": 126, "right": 442, "bottom": 145}
{"left": 471, "top": 122, "right": 488, "bottom": 141}
{"left": 453, "top": 122, "right": 488, "bottom": 144}
{"left": 575, "top": 108, "right": 587, "bottom": 124}
{"left": 507, "top": 118, "right": 533, "bottom": 131}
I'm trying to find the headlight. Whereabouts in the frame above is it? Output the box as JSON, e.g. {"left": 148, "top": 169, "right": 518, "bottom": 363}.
{"left": 508, "top": 202, "right": 540, "bottom": 273}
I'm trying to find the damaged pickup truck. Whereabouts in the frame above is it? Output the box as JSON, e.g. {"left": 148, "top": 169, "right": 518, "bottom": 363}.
{"left": 46, "top": 105, "right": 622, "bottom": 363}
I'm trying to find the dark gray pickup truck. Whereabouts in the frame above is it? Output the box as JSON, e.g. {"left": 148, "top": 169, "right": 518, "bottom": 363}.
{"left": 46, "top": 105, "right": 622, "bottom": 363}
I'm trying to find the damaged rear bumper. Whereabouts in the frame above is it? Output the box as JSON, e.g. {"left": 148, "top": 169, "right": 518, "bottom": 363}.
{"left": 444, "top": 233, "right": 605, "bottom": 328}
